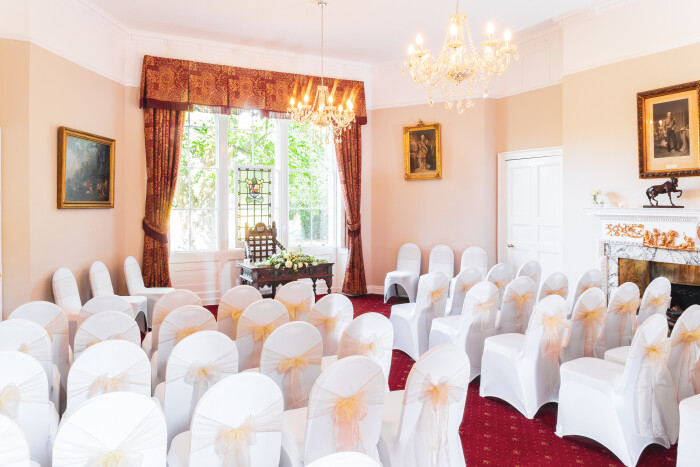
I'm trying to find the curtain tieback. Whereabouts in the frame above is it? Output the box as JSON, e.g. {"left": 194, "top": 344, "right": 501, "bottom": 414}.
{"left": 142, "top": 218, "right": 169, "bottom": 244}
{"left": 347, "top": 221, "right": 361, "bottom": 234}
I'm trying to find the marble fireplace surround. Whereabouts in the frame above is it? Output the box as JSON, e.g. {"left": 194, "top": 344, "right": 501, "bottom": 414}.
{"left": 586, "top": 207, "right": 700, "bottom": 297}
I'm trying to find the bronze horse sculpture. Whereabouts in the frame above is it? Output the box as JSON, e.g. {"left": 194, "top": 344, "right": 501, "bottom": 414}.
{"left": 646, "top": 177, "right": 682, "bottom": 206}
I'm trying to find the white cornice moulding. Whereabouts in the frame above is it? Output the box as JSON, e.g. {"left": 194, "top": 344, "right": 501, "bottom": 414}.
{"left": 585, "top": 207, "right": 700, "bottom": 224}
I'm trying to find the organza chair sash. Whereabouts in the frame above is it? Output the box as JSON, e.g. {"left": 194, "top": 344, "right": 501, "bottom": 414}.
{"left": 238, "top": 315, "right": 289, "bottom": 368}
{"left": 309, "top": 312, "right": 340, "bottom": 335}
{"left": 190, "top": 399, "right": 283, "bottom": 467}
{"left": 78, "top": 327, "right": 140, "bottom": 351}
{"left": 277, "top": 298, "right": 312, "bottom": 322}
{"left": 609, "top": 294, "right": 640, "bottom": 345}
{"left": 261, "top": 341, "right": 323, "bottom": 409}
{"left": 339, "top": 329, "right": 392, "bottom": 361}
{"left": 629, "top": 332, "right": 678, "bottom": 443}
{"left": 159, "top": 316, "right": 216, "bottom": 347}
{"left": 167, "top": 351, "right": 238, "bottom": 408}
{"left": 491, "top": 280, "right": 507, "bottom": 297}
{"left": 307, "top": 369, "right": 384, "bottom": 453}
{"left": 152, "top": 304, "right": 170, "bottom": 327}
{"left": 218, "top": 303, "right": 244, "bottom": 338}
{"left": 0, "top": 371, "right": 47, "bottom": 421}
{"left": 459, "top": 281, "right": 478, "bottom": 294}
{"left": 540, "top": 284, "right": 568, "bottom": 299}
{"left": 403, "top": 364, "right": 469, "bottom": 467}
{"left": 504, "top": 290, "right": 535, "bottom": 333}
{"left": 69, "top": 362, "right": 150, "bottom": 401}
{"left": 573, "top": 301, "right": 607, "bottom": 358}
{"left": 15, "top": 336, "right": 51, "bottom": 365}
{"left": 531, "top": 311, "right": 570, "bottom": 364}
{"left": 644, "top": 291, "right": 671, "bottom": 315}
{"left": 44, "top": 313, "right": 68, "bottom": 343}
{"left": 469, "top": 298, "right": 498, "bottom": 334}
{"left": 53, "top": 405, "right": 164, "bottom": 467}
{"left": 670, "top": 321, "right": 700, "bottom": 396}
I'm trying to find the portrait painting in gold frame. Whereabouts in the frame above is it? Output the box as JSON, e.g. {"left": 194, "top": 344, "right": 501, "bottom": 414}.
{"left": 404, "top": 122, "right": 441, "bottom": 180}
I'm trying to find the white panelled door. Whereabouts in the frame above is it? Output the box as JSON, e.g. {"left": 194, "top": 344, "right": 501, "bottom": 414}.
{"left": 498, "top": 147, "right": 563, "bottom": 280}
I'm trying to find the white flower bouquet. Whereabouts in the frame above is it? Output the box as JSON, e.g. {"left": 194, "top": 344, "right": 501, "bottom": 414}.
{"left": 256, "top": 249, "right": 327, "bottom": 275}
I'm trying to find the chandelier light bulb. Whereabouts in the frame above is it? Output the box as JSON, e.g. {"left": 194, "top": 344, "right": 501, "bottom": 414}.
{"left": 347, "top": 100, "right": 353, "bottom": 110}
{"left": 328, "top": 95, "right": 333, "bottom": 104}
{"left": 290, "top": 97, "right": 295, "bottom": 107}
{"left": 487, "top": 22, "right": 494, "bottom": 36}
{"left": 408, "top": 44, "right": 415, "bottom": 55}
{"left": 416, "top": 34, "right": 423, "bottom": 46}
{"left": 304, "top": 94, "right": 309, "bottom": 104}
{"left": 338, "top": 104, "right": 343, "bottom": 112}
{"left": 504, "top": 29, "right": 511, "bottom": 42}
{"left": 450, "top": 23, "right": 458, "bottom": 36}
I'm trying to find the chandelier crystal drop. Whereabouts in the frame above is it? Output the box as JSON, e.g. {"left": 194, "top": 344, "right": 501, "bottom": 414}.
{"left": 403, "top": 0, "right": 518, "bottom": 113}
{"left": 287, "top": 0, "right": 355, "bottom": 144}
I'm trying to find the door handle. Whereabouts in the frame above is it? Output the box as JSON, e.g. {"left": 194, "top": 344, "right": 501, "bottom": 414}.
{"left": 506, "top": 243, "right": 514, "bottom": 248}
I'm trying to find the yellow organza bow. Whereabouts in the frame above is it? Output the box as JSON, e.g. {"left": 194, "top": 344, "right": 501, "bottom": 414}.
{"left": 218, "top": 303, "right": 244, "bottom": 338}
{"left": 89, "top": 451, "right": 129, "bottom": 467}
{"left": 333, "top": 391, "right": 368, "bottom": 452}
{"left": 175, "top": 325, "right": 201, "bottom": 344}
{"left": 647, "top": 292, "right": 671, "bottom": 311}
{"left": 430, "top": 288, "right": 446, "bottom": 303}
{"left": 253, "top": 324, "right": 275, "bottom": 343}
{"left": 317, "top": 315, "right": 339, "bottom": 334}
{"left": 573, "top": 303, "right": 607, "bottom": 358}
{"left": 279, "top": 299, "right": 309, "bottom": 322}
{"left": 277, "top": 357, "right": 309, "bottom": 374}
{"left": 473, "top": 299, "right": 498, "bottom": 332}
{"left": 671, "top": 322, "right": 700, "bottom": 395}
{"left": 539, "top": 312, "right": 570, "bottom": 364}
{"left": 611, "top": 296, "right": 640, "bottom": 345}
{"left": 0, "top": 384, "right": 20, "bottom": 419}
{"left": 543, "top": 286, "right": 567, "bottom": 298}
{"left": 218, "top": 417, "right": 257, "bottom": 467}
{"left": 419, "top": 378, "right": 465, "bottom": 467}
{"left": 185, "top": 364, "right": 222, "bottom": 404}
{"left": 357, "top": 335, "right": 384, "bottom": 359}
{"left": 88, "top": 373, "right": 130, "bottom": 398}
{"left": 506, "top": 290, "right": 535, "bottom": 332}
{"left": 492, "top": 280, "right": 507, "bottom": 292}
{"left": 461, "top": 281, "right": 477, "bottom": 293}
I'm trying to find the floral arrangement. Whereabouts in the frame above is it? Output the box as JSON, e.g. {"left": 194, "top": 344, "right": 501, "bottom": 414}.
{"left": 591, "top": 189, "right": 604, "bottom": 206}
{"left": 256, "top": 249, "right": 328, "bottom": 273}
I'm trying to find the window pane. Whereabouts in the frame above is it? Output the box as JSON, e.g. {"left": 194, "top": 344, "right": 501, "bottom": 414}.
{"left": 173, "top": 168, "right": 190, "bottom": 209}
{"left": 310, "top": 173, "right": 329, "bottom": 208}
{"left": 190, "top": 169, "right": 216, "bottom": 209}
{"left": 189, "top": 111, "right": 216, "bottom": 128}
{"left": 228, "top": 210, "right": 237, "bottom": 249}
{"left": 228, "top": 129, "right": 254, "bottom": 167}
{"left": 288, "top": 122, "right": 311, "bottom": 170}
{"left": 312, "top": 209, "right": 329, "bottom": 243}
{"left": 170, "top": 210, "right": 190, "bottom": 252}
{"left": 187, "top": 126, "right": 216, "bottom": 167}
{"left": 230, "top": 112, "right": 253, "bottom": 130}
{"left": 288, "top": 172, "right": 311, "bottom": 208}
{"left": 252, "top": 125, "right": 276, "bottom": 166}
{"left": 288, "top": 209, "right": 311, "bottom": 246}
{"left": 190, "top": 210, "right": 217, "bottom": 250}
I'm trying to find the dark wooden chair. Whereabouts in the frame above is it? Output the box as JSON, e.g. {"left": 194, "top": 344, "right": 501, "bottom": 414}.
{"left": 244, "top": 222, "right": 285, "bottom": 262}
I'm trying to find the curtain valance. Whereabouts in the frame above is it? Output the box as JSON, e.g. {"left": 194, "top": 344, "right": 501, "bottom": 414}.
{"left": 139, "top": 55, "right": 368, "bottom": 125}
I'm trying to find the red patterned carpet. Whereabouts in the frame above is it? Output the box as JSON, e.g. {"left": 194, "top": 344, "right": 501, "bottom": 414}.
{"left": 207, "top": 294, "right": 677, "bottom": 466}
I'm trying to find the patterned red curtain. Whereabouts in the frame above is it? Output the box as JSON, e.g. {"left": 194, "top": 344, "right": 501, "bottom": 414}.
{"left": 335, "top": 123, "right": 367, "bottom": 295}
{"left": 142, "top": 108, "right": 185, "bottom": 287}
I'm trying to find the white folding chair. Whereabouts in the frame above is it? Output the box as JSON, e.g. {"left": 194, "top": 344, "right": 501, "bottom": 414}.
{"left": 429, "top": 282, "right": 499, "bottom": 381}
{"left": 669, "top": 305, "right": 700, "bottom": 402}
{"left": 236, "top": 299, "right": 290, "bottom": 371}
{"left": 390, "top": 272, "right": 449, "bottom": 360}
{"left": 428, "top": 244, "right": 454, "bottom": 280}
{"left": 457, "top": 246, "right": 488, "bottom": 279}
{"left": 217, "top": 285, "right": 263, "bottom": 339}
{"left": 260, "top": 322, "right": 323, "bottom": 410}
{"left": 0, "top": 351, "right": 58, "bottom": 467}
{"left": 485, "top": 263, "right": 513, "bottom": 308}
{"left": 152, "top": 305, "right": 217, "bottom": 385}
{"left": 65, "top": 340, "right": 151, "bottom": 417}
{"left": 556, "top": 314, "right": 679, "bottom": 466}
{"left": 538, "top": 272, "right": 569, "bottom": 302}
{"left": 638, "top": 277, "right": 671, "bottom": 325}
{"left": 570, "top": 268, "right": 603, "bottom": 314}
{"left": 73, "top": 311, "right": 141, "bottom": 361}
{"left": 0, "top": 319, "right": 60, "bottom": 409}
{"left": 384, "top": 243, "right": 421, "bottom": 303}
{"left": 307, "top": 452, "right": 381, "bottom": 467}
{"left": 561, "top": 287, "right": 607, "bottom": 362}
{"left": 53, "top": 392, "right": 167, "bottom": 467}
{"left": 78, "top": 294, "right": 134, "bottom": 326}
{"left": 89, "top": 260, "right": 148, "bottom": 330}
{"left": 480, "top": 295, "right": 570, "bottom": 419}
{"left": 495, "top": 276, "right": 536, "bottom": 335}
{"left": 148, "top": 289, "right": 202, "bottom": 355}
{"left": 154, "top": 330, "right": 238, "bottom": 447}
{"left": 0, "top": 414, "right": 40, "bottom": 467}
{"left": 10, "top": 301, "right": 71, "bottom": 392}
{"left": 378, "top": 344, "right": 469, "bottom": 467}
{"left": 124, "top": 255, "right": 175, "bottom": 327}
{"left": 517, "top": 260, "right": 542, "bottom": 292}
{"left": 597, "top": 282, "right": 640, "bottom": 357}
{"left": 275, "top": 281, "right": 316, "bottom": 322}
{"left": 168, "top": 372, "right": 283, "bottom": 467}
{"left": 445, "top": 268, "right": 481, "bottom": 316}
{"left": 52, "top": 267, "right": 82, "bottom": 345}
{"left": 280, "top": 356, "right": 385, "bottom": 466}
{"left": 678, "top": 394, "right": 700, "bottom": 467}
{"left": 309, "top": 294, "right": 354, "bottom": 356}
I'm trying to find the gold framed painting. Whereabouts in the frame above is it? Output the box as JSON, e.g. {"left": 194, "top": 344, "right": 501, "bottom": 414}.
{"left": 404, "top": 122, "right": 441, "bottom": 180}
{"left": 57, "top": 127, "right": 115, "bottom": 209}
{"left": 638, "top": 81, "right": 700, "bottom": 178}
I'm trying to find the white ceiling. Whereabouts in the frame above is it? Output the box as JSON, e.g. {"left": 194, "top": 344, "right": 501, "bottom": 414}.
{"left": 88, "top": 0, "right": 603, "bottom": 63}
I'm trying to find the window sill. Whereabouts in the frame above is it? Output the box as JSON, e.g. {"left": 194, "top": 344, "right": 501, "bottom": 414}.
{"left": 170, "top": 249, "right": 245, "bottom": 263}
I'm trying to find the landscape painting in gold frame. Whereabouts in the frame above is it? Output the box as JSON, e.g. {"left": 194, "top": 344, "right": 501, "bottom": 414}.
{"left": 404, "top": 122, "right": 441, "bottom": 180}
{"left": 58, "top": 127, "right": 115, "bottom": 209}
{"left": 638, "top": 81, "right": 700, "bottom": 178}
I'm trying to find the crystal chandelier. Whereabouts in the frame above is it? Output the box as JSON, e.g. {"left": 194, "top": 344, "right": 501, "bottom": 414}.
{"left": 403, "top": 0, "right": 518, "bottom": 113}
{"left": 287, "top": 0, "right": 355, "bottom": 143}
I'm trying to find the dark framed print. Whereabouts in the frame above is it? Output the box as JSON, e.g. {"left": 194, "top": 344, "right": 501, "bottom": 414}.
{"left": 404, "top": 122, "right": 441, "bottom": 180}
{"left": 638, "top": 81, "right": 700, "bottom": 178}
{"left": 57, "top": 127, "right": 115, "bottom": 209}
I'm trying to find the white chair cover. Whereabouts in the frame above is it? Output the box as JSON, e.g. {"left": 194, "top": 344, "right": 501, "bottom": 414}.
{"left": 260, "top": 322, "right": 323, "bottom": 410}
{"left": 236, "top": 299, "right": 290, "bottom": 371}
{"left": 678, "top": 394, "right": 700, "bottom": 467}
{"left": 53, "top": 392, "right": 167, "bottom": 467}
{"left": 556, "top": 314, "right": 679, "bottom": 466}
{"left": 384, "top": 243, "right": 421, "bottom": 303}
{"left": 89, "top": 261, "right": 148, "bottom": 330}
{"left": 445, "top": 268, "right": 481, "bottom": 317}
{"left": 53, "top": 267, "right": 82, "bottom": 346}
{"left": 485, "top": 263, "right": 513, "bottom": 308}
{"left": 458, "top": 246, "right": 488, "bottom": 279}
{"left": 0, "top": 414, "right": 36, "bottom": 467}
{"left": 517, "top": 260, "right": 542, "bottom": 292}
{"left": 429, "top": 282, "right": 499, "bottom": 381}
{"left": 428, "top": 245, "right": 454, "bottom": 280}
{"left": 638, "top": 277, "right": 671, "bottom": 325}
{"left": 281, "top": 356, "right": 385, "bottom": 466}
{"left": 275, "top": 281, "right": 316, "bottom": 322}
{"left": 217, "top": 285, "right": 263, "bottom": 339}
{"left": 124, "top": 256, "right": 175, "bottom": 327}
{"left": 307, "top": 452, "right": 381, "bottom": 467}
{"left": 73, "top": 311, "right": 141, "bottom": 362}
{"left": 167, "top": 372, "right": 283, "bottom": 467}
{"left": 0, "top": 319, "right": 60, "bottom": 408}
{"left": 150, "top": 289, "right": 202, "bottom": 353}
{"left": 0, "top": 351, "right": 58, "bottom": 467}
{"left": 495, "top": 276, "right": 536, "bottom": 335}
{"left": 10, "top": 301, "right": 71, "bottom": 392}
{"left": 538, "top": 272, "right": 569, "bottom": 302}
{"left": 561, "top": 287, "right": 607, "bottom": 362}
{"left": 570, "top": 268, "right": 603, "bottom": 314}
{"left": 378, "top": 344, "right": 469, "bottom": 467}
{"left": 597, "top": 282, "right": 640, "bottom": 354}
{"left": 390, "top": 272, "right": 449, "bottom": 360}
{"left": 65, "top": 340, "right": 150, "bottom": 417}
{"left": 153, "top": 305, "right": 217, "bottom": 384}
{"left": 309, "top": 294, "right": 354, "bottom": 356}
{"left": 480, "top": 295, "right": 570, "bottom": 419}
{"left": 78, "top": 295, "right": 134, "bottom": 326}
{"left": 156, "top": 330, "right": 238, "bottom": 446}
{"left": 669, "top": 305, "right": 700, "bottom": 402}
